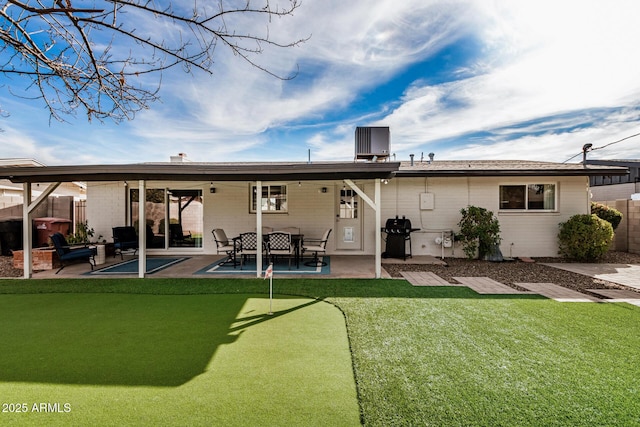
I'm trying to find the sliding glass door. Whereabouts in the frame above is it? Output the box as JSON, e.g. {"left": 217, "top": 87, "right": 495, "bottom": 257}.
{"left": 130, "top": 188, "right": 203, "bottom": 249}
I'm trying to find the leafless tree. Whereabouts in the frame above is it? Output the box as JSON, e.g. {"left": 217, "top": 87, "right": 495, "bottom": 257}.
{"left": 0, "top": 0, "right": 307, "bottom": 122}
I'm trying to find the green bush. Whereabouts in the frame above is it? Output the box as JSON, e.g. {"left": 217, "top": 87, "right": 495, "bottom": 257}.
{"left": 591, "top": 202, "right": 623, "bottom": 230}
{"left": 558, "top": 214, "right": 613, "bottom": 261}
{"left": 457, "top": 206, "right": 501, "bottom": 259}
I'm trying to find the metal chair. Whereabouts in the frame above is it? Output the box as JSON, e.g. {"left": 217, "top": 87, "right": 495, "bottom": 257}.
{"left": 238, "top": 232, "right": 261, "bottom": 270}
{"left": 49, "top": 232, "right": 97, "bottom": 274}
{"left": 112, "top": 226, "right": 139, "bottom": 259}
{"left": 302, "top": 229, "right": 331, "bottom": 267}
{"left": 212, "top": 228, "right": 237, "bottom": 266}
{"left": 267, "top": 232, "right": 294, "bottom": 270}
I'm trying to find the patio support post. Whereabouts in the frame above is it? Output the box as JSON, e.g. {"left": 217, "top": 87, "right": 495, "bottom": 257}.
{"left": 343, "top": 178, "right": 383, "bottom": 279}
{"left": 22, "top": 183, "right": 32, "bottom": 279}
{"left": 256, "top": 180, "right": 263, "bottom": 278}
{"left": 374, "top": 178, "right": 381, "bottom": 279}
{"left": 20, "top": 182, "right": 61, "bottom": 279}
{"left": 138, "top": 180, "right": 147, "bottom": 278}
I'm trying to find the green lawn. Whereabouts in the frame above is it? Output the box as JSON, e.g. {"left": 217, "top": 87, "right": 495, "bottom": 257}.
{"left": 1, "top": 278, "right": 639, "bottom": 426}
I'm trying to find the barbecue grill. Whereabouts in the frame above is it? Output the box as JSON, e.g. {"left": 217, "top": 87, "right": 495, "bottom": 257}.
{"left": 382, "top": 216, "right": 419, "bottom": 260}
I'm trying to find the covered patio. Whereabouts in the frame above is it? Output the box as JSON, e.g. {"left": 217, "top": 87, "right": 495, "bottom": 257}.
{"left": 0, "top": 161, "right": 400, "bottom": 279}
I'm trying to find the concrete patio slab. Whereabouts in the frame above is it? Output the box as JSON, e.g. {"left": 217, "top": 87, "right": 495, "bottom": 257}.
{"left": 542, "top": 263, "right": 640, "bottom": 291}
{"left": 382, "top": 256, "right": 446, "bottom": 265}
{"left": 586, "top": 289, "right": 640, "bottom": 307}
{"left": 453, "top": 277, "right": 534, "bottom": 294}
{"left": 400, "top": 271, "right": 458, "bottom": 286}
{"left": 516, "top": 282, "right": 601, "bottom": 302}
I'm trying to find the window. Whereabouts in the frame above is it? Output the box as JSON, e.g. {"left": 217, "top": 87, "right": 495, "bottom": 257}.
{"left": 499, "top": 184, "right": 556, "bottom": 210}
{"left": 339, "top": 189, "right": 358, "bottom": 219}
{"left": 251, "top": 184, "right": 288, "bottom": 213}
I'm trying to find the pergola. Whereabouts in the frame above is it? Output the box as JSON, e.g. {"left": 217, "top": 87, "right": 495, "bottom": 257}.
{"left": 0, "top": 161, "right": 400, "bottom": 279}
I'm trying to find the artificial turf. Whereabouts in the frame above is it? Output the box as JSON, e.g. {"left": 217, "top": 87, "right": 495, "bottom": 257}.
{"left": 1, "top": 278, "right": 639, "bottom": 426}
{"left": 0, "top": 292, "right": 360, "bottom": 426}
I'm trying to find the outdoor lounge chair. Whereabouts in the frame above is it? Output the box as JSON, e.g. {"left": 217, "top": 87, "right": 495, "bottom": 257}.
{"left": 49, "top": 232, "right": 97, "bottom": 274}
{"left": 302, "top": 228, "right": 331, "bottom": 267}
{"left": 267, "top": 232, "right": 294, "bottom": 270}
{"left": 212, "top": 228, "right": 237, "bottom": 266}
{"left": 112, "top": 226, "right": 139, "bottom": 259}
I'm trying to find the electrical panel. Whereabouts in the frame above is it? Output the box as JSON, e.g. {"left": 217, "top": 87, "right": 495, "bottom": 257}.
{"left": 420, "top": 193, "right": 434, "bottom": 210}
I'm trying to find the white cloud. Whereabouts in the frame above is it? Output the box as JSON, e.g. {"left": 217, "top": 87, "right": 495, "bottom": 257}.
{"left": 378, "top": 0, "right": 640, "bottom": 161}
{"left": 4, "top": 0, "right": 640, "bottom": 164}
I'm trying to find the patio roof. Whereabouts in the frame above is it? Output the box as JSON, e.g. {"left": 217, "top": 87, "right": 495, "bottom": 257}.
{"left": 0, "top": 161, "right": 400, "bottom": 183}
{"left": 1, "top": 159, "right": 628, "bottom": 183}
{"left": 396, "top": 160, "right": 629, "bottom": 177}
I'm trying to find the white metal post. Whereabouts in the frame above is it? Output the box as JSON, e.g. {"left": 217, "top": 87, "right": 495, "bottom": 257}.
{"left": 22, "top": 183, "right": 32, "bottom": 279}
{"left": 138, "top": 180, "right": 147, "bottom": 278}
{"left": 256, "top": 180, "right": 263, "bottom": 278}
{"left": 375, "top": 178, "right": 382, "bottom": 279}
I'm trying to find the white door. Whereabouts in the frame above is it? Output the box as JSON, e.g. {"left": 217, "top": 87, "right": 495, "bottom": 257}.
{"left": 335, "top": 187, "right": 363, "bottom": 250}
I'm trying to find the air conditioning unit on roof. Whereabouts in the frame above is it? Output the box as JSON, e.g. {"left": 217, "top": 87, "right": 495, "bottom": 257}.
{"left": 355, "top": 127, "right": 390, "bottom": 161}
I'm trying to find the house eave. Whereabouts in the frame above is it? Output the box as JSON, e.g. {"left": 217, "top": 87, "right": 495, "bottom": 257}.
{"left": 0, "top": 162, "right": 401, "bottom": 183}
{"left": 396, "top": 168, "right": 629, "bottom": 178}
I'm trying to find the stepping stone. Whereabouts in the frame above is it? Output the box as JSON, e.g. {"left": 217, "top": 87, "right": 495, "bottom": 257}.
{"left": 453, "top": 277, "right": 533, "bottom": 294}
{"left": 401, "top": 271, "right": 456, "bottom": 286}
{"left": 587, "top": 289, "right": 640, "bottom": 307}
{"left": 516, "top": 282, "right": 600, "bottom": 302}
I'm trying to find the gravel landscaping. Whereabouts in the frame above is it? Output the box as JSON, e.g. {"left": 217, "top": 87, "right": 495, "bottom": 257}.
{"left": 383, "top": 251, "right": 640, "bottom": 294}
{"left": 0, "top": 256, "right": 22, "bottom": 278}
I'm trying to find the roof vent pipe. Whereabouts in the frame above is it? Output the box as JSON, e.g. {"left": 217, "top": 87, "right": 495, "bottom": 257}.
{"left": 582, "top": 143, "right": 593, "bottom": 167}
{"left": 410, "top": 154, "right": 414, "bottom": 166}
{"left": 428, "top": 152, "right": 435, "bottom": 164}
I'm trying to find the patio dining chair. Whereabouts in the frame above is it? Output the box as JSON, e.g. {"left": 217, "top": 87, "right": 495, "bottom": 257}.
{"left": 212, "top": 228, "right": 237, "bottom": 266}
{"left": 302, "top": 228, "right": 331, "bottom": 267}
{"left": 267, "top": 232, "right": 294, "bottom": 270}
{"left": 238, "top": 232, "right": 262, "bottom": 270}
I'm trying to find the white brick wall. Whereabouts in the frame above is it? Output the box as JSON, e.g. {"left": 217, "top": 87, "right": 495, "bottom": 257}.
{"left": 87, "top": 176, "right": 591, "bottom": 257}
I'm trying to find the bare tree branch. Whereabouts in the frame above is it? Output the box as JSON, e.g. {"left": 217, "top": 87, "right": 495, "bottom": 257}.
{"left": 0, "top": 0, "right": 308, "bottom": 122}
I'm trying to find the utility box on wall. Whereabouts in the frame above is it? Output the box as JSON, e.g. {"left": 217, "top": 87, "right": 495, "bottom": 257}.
{"left": 420, "top": 193, "right": 434, "bottom": 210}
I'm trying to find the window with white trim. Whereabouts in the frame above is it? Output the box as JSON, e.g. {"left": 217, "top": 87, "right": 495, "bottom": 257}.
{"left": 499, "top": 184, "right": 556, "bottom": 210}
{"left": 251, "top": 184, "right": 288, "bottom": 213}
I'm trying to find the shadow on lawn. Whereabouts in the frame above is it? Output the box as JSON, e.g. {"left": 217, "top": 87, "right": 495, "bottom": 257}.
{"left": 0, "top": 293, "right": 314, "bottom": 387}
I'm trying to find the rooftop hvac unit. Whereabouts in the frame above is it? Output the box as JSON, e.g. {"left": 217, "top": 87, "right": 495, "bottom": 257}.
{"left": 355, "top": 127, "right": 390, "bottom": 161}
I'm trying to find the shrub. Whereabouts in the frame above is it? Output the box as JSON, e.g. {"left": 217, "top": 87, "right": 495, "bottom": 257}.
{"left": 457, "top": 206, "right": 501, "bottom": 259}
{"left": 558, "top": 214, "right": 613, "bottom": 261}
{"left": 591, "top": 202, "right": 623, "bottom": 230}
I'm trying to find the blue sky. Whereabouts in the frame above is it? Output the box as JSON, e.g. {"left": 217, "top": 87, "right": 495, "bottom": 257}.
{"left": 2, "top": 0, "right": 640, "bottom": 165}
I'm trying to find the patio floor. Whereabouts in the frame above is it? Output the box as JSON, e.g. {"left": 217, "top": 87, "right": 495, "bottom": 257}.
{"left": 31, "top": 254, "right": 434, "bottom": 279}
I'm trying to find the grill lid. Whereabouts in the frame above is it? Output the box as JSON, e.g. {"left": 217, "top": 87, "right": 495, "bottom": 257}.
{"left": 384, "top": 216, "right": 417, "bottom": 233}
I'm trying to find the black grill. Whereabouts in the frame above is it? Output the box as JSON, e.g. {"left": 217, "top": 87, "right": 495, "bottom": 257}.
{"left": 382, "top": 216, "right": 419, "bottom": 260}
